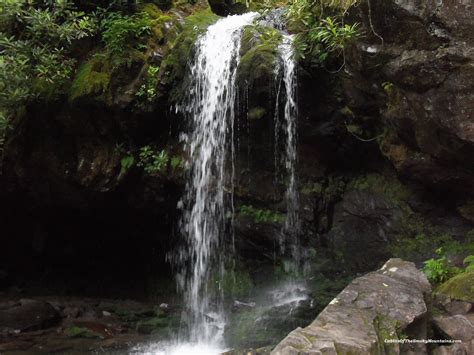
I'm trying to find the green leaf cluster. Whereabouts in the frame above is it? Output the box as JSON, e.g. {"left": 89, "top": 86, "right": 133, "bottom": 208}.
{"left": 0, "top": 0, "right": 98, "bottom": 113}
{"left": 284, "top": 0, "right": 361, "bottom": 63}
{"left": 101, "top": 11, "right": 151, "bottom": 56}
{"left": 239, "top": 205, "right": 284, "bottom": 224}
{"left": 137, "top": 145, "right": 168, "bottom": 174}
{"left": 135, "top": 65, "right": 160, "bottom": 103}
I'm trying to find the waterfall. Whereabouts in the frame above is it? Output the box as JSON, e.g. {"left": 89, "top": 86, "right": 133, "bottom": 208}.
{"left": 277, "top": 35, "right": 301, "bottom": 268}
{"left": 176, "top": 12, "right": 257, "bottom": 348}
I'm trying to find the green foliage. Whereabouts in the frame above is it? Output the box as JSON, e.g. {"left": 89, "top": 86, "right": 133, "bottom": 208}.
{"left": 69, "top": 54, "right": 110, "bottom": 100}
{"left": 464, "top": 255, "right": 474, "bottom": 272}
{"left": 161, "top": 8, "right": 219, "bottom": 100}
{"left": 120, "top": 154, "right": 134, "bottom": 176}
{"left": 64, "top": 326, "right": 101, "bottom": 339}
{"left": 101, "top": 11, "right": 151, "bottom": 56}
{"left": 137, "top": 145, "right": 168, "bottom": 174}
{"left": 423, "top": 248, "right": 461, "bottom": 285}
{"left": 0, "top": 111, "right": 9, "bottom": 152}
{"left": 0, "top": 0, "right": 97, "bottom": 115}
{"left": 284, "top": 0, "right": 361, "bottom": 63}
{"left": 135, "top": 65, "right": 160, "bottom": 103}
{"left": 239, "top": 205, "right": 284, "bottom": 224}
{"left": 170, "top": 155, "right": 183, "bottom": 171}
{"left": 309, "top": 17, "right": 360, "bottom": 52}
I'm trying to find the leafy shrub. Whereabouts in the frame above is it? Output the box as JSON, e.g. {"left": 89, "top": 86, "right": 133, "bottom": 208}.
{"left": 137, "top": 145, "right": 168, "bottom": 174}
{"left": 464, "top": 255, "right": 474, "bottom": 272}
{"left": 423, "top": 248, "right": 461, "bottom": 285}
{"left": 120, "top": 154, "right": 134, "bottom": 176}
{"left": 284, "top": 0, "right": 361, "bottom": 63}
{"left": 135, "top": 65, "right": 160, "bottom": 103}
{"left": 101, "top": 12, "right": 151, "bottom": 56}
{"left": 0, "top": 0, "right": 97, "bottom": 112}
{"left": 240, "top": 205, "right": 284, "bottom": 224}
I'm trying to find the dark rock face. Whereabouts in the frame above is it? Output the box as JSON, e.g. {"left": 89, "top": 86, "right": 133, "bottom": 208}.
{"left": 271, "top": 259, "right": 431, "bottom": 355}
{"left": 345, "top": 0, "right": 474, "bottom": 198}
{"left": 0, "top": 299, "right": 60, "bottom": 332}
{"left": 327, "top": 190, "right": 403, "bottom": 272}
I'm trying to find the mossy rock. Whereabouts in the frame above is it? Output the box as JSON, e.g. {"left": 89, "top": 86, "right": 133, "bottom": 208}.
{"left": 248, "top": 107, "right": 266, "bottom": 120}
{"left": 237, "top": 25, "right": 281, "bottom": 90}
{"left": 64, "top": 326, "right": 102, "bottom": 339}
{"left": 161, "top": 8, "right": 219, "bottom": 101}
{"left": 69, "top": 55, "right": 111, "bottom": 101}
{"left": 437, "top": 271, "right": 474, "bottom": 302}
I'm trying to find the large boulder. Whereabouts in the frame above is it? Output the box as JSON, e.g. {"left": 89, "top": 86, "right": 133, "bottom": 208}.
{"left": 0, "top": 299, "right": 60, "bottom": 333}
{"left": 271, "top": 259, "right": 431, "bottom": 354}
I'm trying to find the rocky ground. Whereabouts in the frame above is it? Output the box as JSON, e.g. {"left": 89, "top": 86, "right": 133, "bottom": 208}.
{"left": 0, "top": 295, "right": 180, "bottom": 353}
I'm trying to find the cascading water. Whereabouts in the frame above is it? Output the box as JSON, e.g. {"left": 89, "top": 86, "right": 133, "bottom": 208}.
{"left": 276, "top": 35, "right": 301, "bottom": 268}
{"left": 175, "top": 12, "right": 258, "bottom": 350}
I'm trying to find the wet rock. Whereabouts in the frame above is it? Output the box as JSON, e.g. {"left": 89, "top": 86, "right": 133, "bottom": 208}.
{"left": 62, "top": 306, "right": 81, "bottom": 319}
{"left": 232, "top": 300, "right": 257, "bottom": 312}
{"left": 433, "top": 341, "right": 474, "bottom": 355}
{"left": 345, "top": 0, "right": 474, "bottom": 198}
{"left": 444, "top": 301, "right": 472, "bottom": 316}
{"left": 433, "top": 315, "right": 474, "bottom": 343}
{"left": 327, "top": 190, "right": 402, "bottom": 272}
{"left": 271, "top": 259, "right": 431, "bottom": 354}
{"left": 0, "top": 299, "right": 60, "bottom": 332}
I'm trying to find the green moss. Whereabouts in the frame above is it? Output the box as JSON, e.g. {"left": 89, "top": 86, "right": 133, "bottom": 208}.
{"left": 64, "top": 326, "right": 101, "bottom": 339}
{"left": 301, "top": 182, "right": 323, "bottom": 195}
{"left": 373, "top": 315, "right": 400, "bottom": 354}
{"left": 239, "top": 205, "right": 284, "bottom": 224}
{"left": 211, "top": 268, "right": 254, "bottom": 297}
{"left": 347, "top": 172, "right": 411, "bottom": 209}
{"left": 437, "top": 271, "right": 474, "bottom": 302}
{"left": 248, "top": 107, "right": 266, "bottom": 120}
{"left": 69, "top": 55, "right": 111, "bottom": 101}
{"left": 237, "top": 26, "right": 281, "bottom": 88}
{"left": 161, "top": 8, "right": 219, "bottom": 100}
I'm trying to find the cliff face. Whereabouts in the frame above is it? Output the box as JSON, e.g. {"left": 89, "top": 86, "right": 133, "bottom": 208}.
{"left": 345, "top": 0, "right": 474, "bottom": 200}
{"left": 0, "top": 0, "right": 472, "bottom": 295}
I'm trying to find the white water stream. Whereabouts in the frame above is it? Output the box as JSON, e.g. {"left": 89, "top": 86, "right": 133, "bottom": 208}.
{"left": 135, "top": 12, "right": 303, "bottom": 355}
{"left": 175, "top": 12, "right": 257, "bottom": 351}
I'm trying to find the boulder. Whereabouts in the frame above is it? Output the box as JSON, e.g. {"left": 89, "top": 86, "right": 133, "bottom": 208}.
{"left": 437, "top": 272, "right": 474, "bottom": 302}
{"left": 271, "top": 259, "right": 431, "bottom": 355}
{"left": 433, "top": 315, "right": 474, "bottom": 342}
{"left": 444, "top": 300, "right": 472, "bottom": 316}
{"left": 0, "top": 299, "right": 60, "bottom": 332}
{"left": 433, "top": 341, "right": 474, "bottom": 355}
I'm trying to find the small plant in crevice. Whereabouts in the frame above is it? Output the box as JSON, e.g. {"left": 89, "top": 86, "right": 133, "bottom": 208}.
{"left": 463, "top": 255, "right": 474, "bottom": 272}
{"left": 239, "top": 205, "right": 285, "bottom": 224}
{"left": 422, "top": 248, "right": 461, "bottom": 285}
{"left": 137, "top": 145, "right": 168, "bottom": 174}
{"left": 284, "top": 0, "right": 362, "bottom": 65}
{"left": 120, "top": 154, "right": 134, "bottom": 176}
{"left": 101, "top": 11, "right": 151, "bottom": 56}
{"left": 135, "top": 65, "right": 160, "bottom": 103}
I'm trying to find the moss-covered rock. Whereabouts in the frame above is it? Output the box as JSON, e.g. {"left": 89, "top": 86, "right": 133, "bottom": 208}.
{"left": 161, "top": 8, "right": 219, "bottom": 101}
{"left": 437, "top": 272, "right": 474, "bottom": 302}
{"left": 69, "top": 55, "right": 110, "bottom": 102}
{"left": 237, "top": 25, "right": 281, "bottom": 89}
{"left": 64, "top": 326, "right": 102, "bottom": 339}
